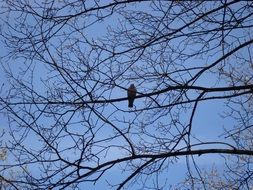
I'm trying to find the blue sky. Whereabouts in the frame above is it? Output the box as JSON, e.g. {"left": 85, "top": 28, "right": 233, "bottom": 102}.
{"left": 0, "top": 1, "right": 252, "bottom": 189}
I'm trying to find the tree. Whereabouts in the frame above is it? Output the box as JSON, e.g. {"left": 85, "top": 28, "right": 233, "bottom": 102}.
{"left": 0, "top": 0, "right": 253, "bottom": 189}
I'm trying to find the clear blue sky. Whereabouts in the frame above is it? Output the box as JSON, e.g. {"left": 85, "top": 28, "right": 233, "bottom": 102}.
{"left": 0, "top": 1, "right": 251, "bottom": 189}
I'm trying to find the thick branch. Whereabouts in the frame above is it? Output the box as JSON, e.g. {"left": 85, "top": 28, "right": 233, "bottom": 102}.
{"left": 60, "top": 148, "right": 253, "bottom": 189}
{"left": 2, "top": 84, "right": 253, "bottom": 106}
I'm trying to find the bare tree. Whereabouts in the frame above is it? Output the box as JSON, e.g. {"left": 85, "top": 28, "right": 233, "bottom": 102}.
{"left": 0, "top": 0, "right": 253, "bottom": 189}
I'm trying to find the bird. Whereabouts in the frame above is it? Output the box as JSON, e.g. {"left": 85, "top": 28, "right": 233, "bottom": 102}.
{"left": 127, "top": 84, "right": 137, "bottom": 108}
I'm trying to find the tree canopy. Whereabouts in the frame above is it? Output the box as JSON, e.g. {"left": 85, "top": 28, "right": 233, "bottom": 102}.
{"left": 0, "top": 0, "right": 253, "bottom": 189}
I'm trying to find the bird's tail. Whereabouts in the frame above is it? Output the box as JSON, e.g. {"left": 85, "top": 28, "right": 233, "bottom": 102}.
{"left": 128, "top": 99, "right": 134, "bottom": 108}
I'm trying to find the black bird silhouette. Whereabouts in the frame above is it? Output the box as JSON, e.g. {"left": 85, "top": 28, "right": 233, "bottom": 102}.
{"left": 127, "top": 84, "right": 137, "bottom": 108}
